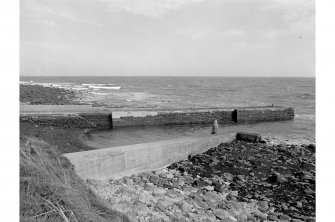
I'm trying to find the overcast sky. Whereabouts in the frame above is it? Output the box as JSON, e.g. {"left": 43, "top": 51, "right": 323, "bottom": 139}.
{"left": 20, "top": 0, "right": 314, "bottom": 77}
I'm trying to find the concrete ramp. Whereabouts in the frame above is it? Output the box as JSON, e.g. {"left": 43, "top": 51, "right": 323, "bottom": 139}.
{"left": 64, "top": 134, "right": 235, "bottom": 180}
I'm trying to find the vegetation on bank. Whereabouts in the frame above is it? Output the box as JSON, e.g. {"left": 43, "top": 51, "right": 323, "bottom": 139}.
{"left": 20, "top": 124, "right": 131, "bottom": 222}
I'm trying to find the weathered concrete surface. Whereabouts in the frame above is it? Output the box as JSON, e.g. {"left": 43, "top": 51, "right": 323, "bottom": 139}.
{"left": 64, "top": 134, "right": 235, "bottom": 180}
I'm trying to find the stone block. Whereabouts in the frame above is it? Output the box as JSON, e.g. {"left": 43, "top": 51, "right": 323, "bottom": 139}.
{"left": 236, "top": 132, "right": 262, "bottom": 142}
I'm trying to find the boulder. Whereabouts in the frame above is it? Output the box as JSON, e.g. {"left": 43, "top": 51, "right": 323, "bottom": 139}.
{"left": 236, "top": 132, "right": 262, "bottom": 142}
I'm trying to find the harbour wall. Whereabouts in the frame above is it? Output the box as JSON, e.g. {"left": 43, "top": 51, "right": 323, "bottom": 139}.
{"left": 64, "top": 134, "right": 235, "bottom": 180}
{"left": 20, "top": 106, "right": 294, "bottom": 129}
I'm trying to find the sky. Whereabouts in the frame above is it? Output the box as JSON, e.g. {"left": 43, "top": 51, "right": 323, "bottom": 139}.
{"left": 20, "top": 0, "right": 315, "bottom": 77}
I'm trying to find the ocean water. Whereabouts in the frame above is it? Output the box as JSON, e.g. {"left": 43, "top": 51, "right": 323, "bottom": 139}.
{"left": 20, "top": 76, "right": 315, "bottom": 146}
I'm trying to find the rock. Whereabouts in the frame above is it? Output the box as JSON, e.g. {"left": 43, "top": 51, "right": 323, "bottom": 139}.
{"left": 253, "top": 210, "right": 268, "bottom": 220}
{"left": 304, "top": 187, "right": 315, "bottom": 194}
{"left": 212, "top": 182, "right": 224, "bottom": 192}
{"left": 178, "top": 180, "right": 185, "bottom": 187}
{"left": 210, "top": 157, "right": 220, "bottom": 166}
{"left": 134, "top": 201, "right": 149, "bottom": 216}
{"left": 268, "top": 173, "right": 288, "bottom": 183}
{"left": 190, "top": 193, "right": 208, "bottom": 208}
{"left": 149, "top": 175, "right": 160, "bottom": 184}
{"left": 224, "top": 173, "right": 234, "bottom": 181}
{"left": 235, "top": 214, "right": 248, "bottom": 222}
{"left": 268, "top": 214, "right": 278, "bottom": 221}
{"left": 125, "top": 178, "right": 133, "bottom": 188}
{"left": 214, "top": 210, "right": 229, "bottom": 220}
{"left": 308, "top": 144, "right": 316, "bottom": 152}
{"left": 166, "top": 173, "right": 174, "bottom": 179}
{"left": 236, "top": 175, "right": 246, "bottom": 182}
{"left": 296, "top": 201, "right": 303, "bottom": 208}
{"left": 226, "top": 216, "right": 237, "bottom": 222}
{"left": 281, "top": 203, "right": 289, "bottom": 210}
{"left": 204, "top": 186, "right": 214, "bottom": 191}
{"left": 171, "top": 180, "right": 180, "bottom": 188}
{"left": 236, "top": 132, "right": 262, "bottom": 142}
{"left": 157, "top": 199, "right": 173, "bottom": 209}
{"left": 229, "top": 190, "right": 238, "bottom": 197}
{"left": 180, "top": 201, "right": 193, "bottom": 213}
{"left": 184, "top": 177, "right": 194, "bottom": 185}
{"left": 156, "top": 202, "right": 166, "bottom": 212}
{"left": 165, "top": 189, "right": 180, "bottom": 198}
{"left": 258, "top": 201, "right": 269, "bottom": 211}
{"left": 194, "top": 180, "right": 208, "bottom": 188}
{"left": 144, "top": 182, "right": 156, "bottom": 191}
{"left": 153, "top": 187, "right": 166, "bottom": 196}
{"left": 289, "top": 206, "right": 298, "bottom": 211}
{"left": 279, "top": 214, "right": 291, "bottom": 221}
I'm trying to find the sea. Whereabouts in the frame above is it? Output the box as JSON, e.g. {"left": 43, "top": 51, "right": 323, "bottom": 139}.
{"left": 20, "top": 76, "right": 315, "bottom": 147}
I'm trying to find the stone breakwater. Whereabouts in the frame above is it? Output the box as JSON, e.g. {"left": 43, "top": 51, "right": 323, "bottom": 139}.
{"left": 88, "top": 140, "right": 315, "bottom": 222}
{"left": 20, "top": 106, "right": 294, "bottom": 129}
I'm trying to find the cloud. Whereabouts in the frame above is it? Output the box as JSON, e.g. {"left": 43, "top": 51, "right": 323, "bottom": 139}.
{"left": 21, "top": 41, "right": 71, "bottom": 51}
{"left": 21, "top": 0, "right": 103, "bottom": 27}
{"left": 177, "top": 28, "right": 246, "bottom": 41}
{"left": 101, "top": 0, "right": 203, "bottom": 18}
{"left": 28, "top": 20, "right": 59, "bottom": 26}
{"left": 262, "top": 0, "right": 314, "bottom": 23}
{"left": 220, "top": 29, "right": 246, "bottom": 38}
{"left": 176, "top": 28, "right": 210, "bottom": 40}
{"left": 59, "top": 11, "right": 103, "bottom": 27}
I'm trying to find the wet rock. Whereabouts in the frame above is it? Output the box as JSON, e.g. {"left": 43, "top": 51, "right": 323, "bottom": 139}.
{"left": 194, "top": 180, "right": 208, "bottom": 188}
{"left": 236, "top": 132, "right": 262, "bottom": 142}
{"left": 296, "top": 201, "right": 303, "bottom": 208}
{"left": 308, "top": 144, "right": 316, "bottom": 152}
{"left": 268, "top": 173, "right": 288, "bottom": 183}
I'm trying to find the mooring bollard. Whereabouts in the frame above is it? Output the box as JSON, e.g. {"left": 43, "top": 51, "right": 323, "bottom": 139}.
{"left": 211, "top": 119, "right": 219, "bottom": 134}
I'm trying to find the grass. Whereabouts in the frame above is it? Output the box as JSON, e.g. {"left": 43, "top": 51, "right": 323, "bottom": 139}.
{"left": 20, "top": 135, "right": 131, "bottom": 222}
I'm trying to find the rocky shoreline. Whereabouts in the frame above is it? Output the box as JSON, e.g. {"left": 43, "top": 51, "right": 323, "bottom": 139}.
{"left": 20, "top": 84, "right": 84, "bottom": 105}
{"left": 88, "top": 139, "right": 315, "bottom": 222}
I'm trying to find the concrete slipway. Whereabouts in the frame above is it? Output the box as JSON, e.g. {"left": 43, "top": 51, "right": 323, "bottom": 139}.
{"left": 64, "top": 134, "right": 235, "bottom": 180}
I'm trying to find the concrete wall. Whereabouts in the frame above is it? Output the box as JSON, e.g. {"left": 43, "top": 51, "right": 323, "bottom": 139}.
{"left": 236, "top": 107, "right": 294, "bottom": 123}
{"left": 79, "top": 113, "right": 112, "bottom": 128}
{"left": 20, "top": 106, "right": 294, "bottom": 129}
{"left": 64, "top": 134, "right": 235, "bottom": 180}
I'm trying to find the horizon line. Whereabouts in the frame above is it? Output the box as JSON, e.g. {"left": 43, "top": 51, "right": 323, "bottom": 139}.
{"left": 20, "top": 75, "right": 315, "bottom": 78}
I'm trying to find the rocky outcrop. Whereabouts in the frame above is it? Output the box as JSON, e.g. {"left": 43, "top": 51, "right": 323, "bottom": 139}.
{"left": 89, "top": 140, "right": 315, "bottom": 222}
